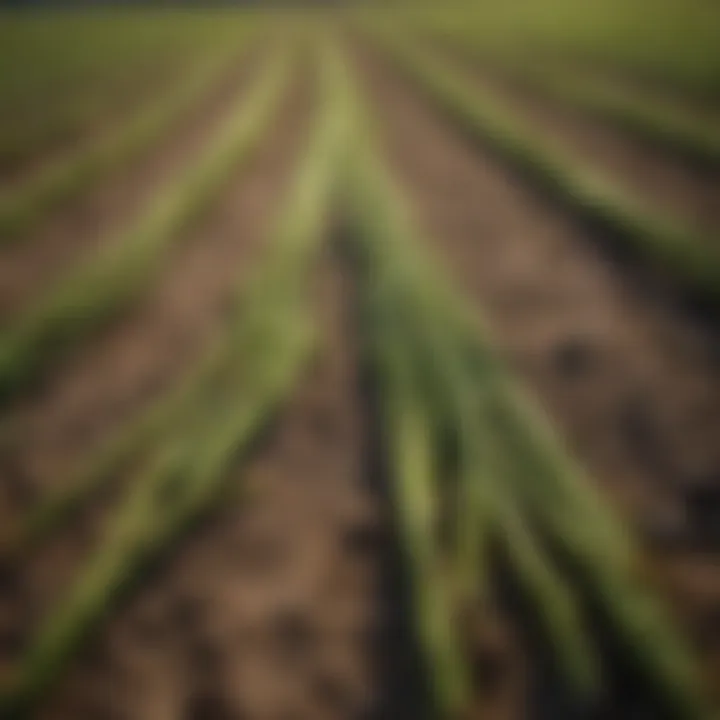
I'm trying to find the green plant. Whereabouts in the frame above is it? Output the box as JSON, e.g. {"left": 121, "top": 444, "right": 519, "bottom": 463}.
{"left": 424, "top": 33, "right": 720, "bottom": 167}
{"left": 340, "top": 51, "right": 709, "bottom": 716}
{"left": 0, "top": 41, "right": 351, "bottom": 717}
{"left": 363, "top": 30, "right": 720, "bottom": 314}
{"left": 0, "top": 40, "right": 254, "bottom": 243}
{"left": 0, "top": 51, "right": 290, "bottom": 405}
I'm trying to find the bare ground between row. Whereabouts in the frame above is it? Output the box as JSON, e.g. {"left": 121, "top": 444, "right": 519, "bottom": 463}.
{"left": 0, "top": 66, "right": 313, "bottom": 573}
{"left": 0, "top": 73, "right": 316, "bottom": 718}
{"left": 532, "top": 52, "right": 720, "bottom": 127}
{"left": 474, "top": 69, "right": 720, "bottom": 236}
{"left": 355, "top": 47, "right": 720, "bottom": 700}
{"left": 427, "top": 43, "right": 720, "bottom": 237}
{"left": 0, "top": 47, "right": 263, "bottom": 324}
{"left": 0, "top": 50, "right": 214, "bottom": 191}
{"left": 10, "top": 249, "right": 412, "bottom": 720}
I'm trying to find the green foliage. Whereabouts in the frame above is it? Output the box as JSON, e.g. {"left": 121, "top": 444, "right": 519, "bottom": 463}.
{"left": 0, "top": 41, "right": 349, "bottom": 718}
{"left": 0, "top": 42, "right": 253, "bottom": 243}
{"left": 364, "top": 31, "right": 720, "bottom": 314}
{"left": 375, "top": 0, "right": 720, "bottom": 99}
{"left": 0, "top": 51, "right": 290, "bottom": 404}
{"left": 429, "top": 37, "right": 720, "bottom": 167}
{"left": 340, "top": 44, "right": 710, "bottom": 718}
{"left": 0, "top": 11, "right": 263, "bottom": 163}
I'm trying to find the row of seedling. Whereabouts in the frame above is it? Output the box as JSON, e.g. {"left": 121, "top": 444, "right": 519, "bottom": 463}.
{"left": 385, "top": 0, "right": 720, "bottom": 105}
{"left": 361, "top": 28, "right": 720, "bottom": 315}
{"left": 339, "top": 56, "right": 711, "bottom": 718}
{"left": 0, "top": 31, "right": 712, "bottom": 720}
{"left": 0, "top": 15, "right": 257, "bottom": 166}
{"left": 0, "top": 46, "right": 351, "bottom": 718}
{"left": 0, "top": 36, "right": 259, "bottom": 244}
{"left": 0, "top": 49, "right": 291, "bottom": 404}
{"left": 420, "top": 30, "right": 720, "bottom": 167}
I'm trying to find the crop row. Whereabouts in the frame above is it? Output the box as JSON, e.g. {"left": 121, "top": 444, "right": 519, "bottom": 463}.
{"left": 0, "top": 50, "right": 290, "bottom": 405}
{"left": 361, "top": 29, "right": 720, "bottom": 315}
{"left": 0, "top": 42, "right": 349, "bottom": 718}
{"left": 0, "top": 13, "right": 262, "bottom": 163}
{"left": 0, "top": 25, "right": 714, "bottom": 720}
{"left": 420, "top": 32, "right": 720, "bottom": 167}
{"left": 379, "top": 0, "right": 720, "bottom": 103}
{"left": 0, "top": 40, "right": 256, "bottom": 243}
{"left": 337, "top": 45, "right": 711, "bottom": 719}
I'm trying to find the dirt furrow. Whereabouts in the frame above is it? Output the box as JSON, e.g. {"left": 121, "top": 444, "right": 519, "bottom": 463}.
{"left": 0, "top": 49, "right": 261, "bottom": 323}
{"left": 0, "top": 69, "right": 311, "bottom": 526}
{"left": 357, "top": 50, "right": 720, "bottom": 697}
{"left": 0, "top": 55, "right": 198, "bottom": 189}
{"left": 0, "top": 70, "right": 315, "bottom": 700}
{"left": 534, "top": 52, "right": 720, "bottom": 124}
{"left": 464, "top": 65, "right": 720, "bottom": 236}
{"left": 27, "top": 250, "right": 396, "bottom": 720}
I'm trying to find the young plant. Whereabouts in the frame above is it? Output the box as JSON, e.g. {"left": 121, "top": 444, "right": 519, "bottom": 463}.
{"left": 341, "top": 51, "right": 710, "bottom": 717}
{"left": 0, "top": 51, "right": 291, "bottom": 405}
{"left": 363, "top": 29, "right": 720, "bottom": 314}
{"left": 0, "top": 42, "right": 351, "bottom": 718}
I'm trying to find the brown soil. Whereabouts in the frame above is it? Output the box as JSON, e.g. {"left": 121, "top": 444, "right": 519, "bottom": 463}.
{"left": 0, "top": 54, "right": 200, "bottom": 188}
{"left": 533, "top": 62, "right": 720, "bottom": 134}
{"left": 426, "top": 47, "right": 720, "bottom": 237}
{"left": 0, "top": 50, "right": 262, "bottom": 323}
{"left": 355, "top": 46, "right": 720, "bottom": 707}
{"left": 0, "top": 67, "right": 311, "bottom": 531}
{"left": 9, "top": 249, "right": 414, "bottom": 720}
{"left": 0, "top": 70, "right": 319, "bottom": 720}
{"left": 523, "top": 48, "right": 720, "bottom": 123}
{"left": 475, "top": 70, "right": 720, "bottom": 236}
{"left": 0, "top": 80, "right": 316, "bottom": 698}
{"left": 2, "top": 37, "right": 720, "bottom": 720}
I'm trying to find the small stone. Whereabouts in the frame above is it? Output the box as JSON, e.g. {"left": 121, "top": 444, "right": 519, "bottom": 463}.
{"left": 184, "top": 690, "right": 238, "bottom": 720}
{"left": 552, "top": 337, "right": 596, "bottom": 378}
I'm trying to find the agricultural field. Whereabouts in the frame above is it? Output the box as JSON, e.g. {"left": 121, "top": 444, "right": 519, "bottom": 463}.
{"left": 0, "top": 3, "right": 719, "bottom": 719}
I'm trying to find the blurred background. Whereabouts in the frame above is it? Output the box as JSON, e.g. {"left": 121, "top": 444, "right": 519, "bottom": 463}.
{"left": 0, "top": 1, "right": 718, "bottom": 719}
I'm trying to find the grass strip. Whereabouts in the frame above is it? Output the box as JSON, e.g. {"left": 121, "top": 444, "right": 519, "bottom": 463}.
{"left": 0, "top": 42, "right": 351, "bottom": 717}
{"left": 0, "top": 51, "right": 290, "bottom": 406}
{"left": 489, "top": 374, "right": 708, "bottom": 717}
{"left": 339, "top": 57, "right": 476, "bottom": 714}
{"left": 0, "top": 41, "right": 253, "bottom": 243}
{"left": 341, "top": 50, "right": 710, "bottom": 716}
{"left": 363, "top": 29, "right": 720, "bottom": 313}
